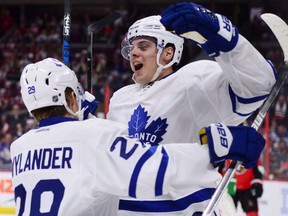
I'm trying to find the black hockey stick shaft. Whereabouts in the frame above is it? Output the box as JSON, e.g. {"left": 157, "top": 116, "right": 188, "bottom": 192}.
{"left": 63, "top": 0, "right": 71, "bottom": 67}
{"left": 87, "top": 11, "right": 121, "bottom": 94}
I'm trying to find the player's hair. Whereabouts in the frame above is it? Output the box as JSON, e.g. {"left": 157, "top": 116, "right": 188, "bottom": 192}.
{"left": 32, "top": 88, "right": 74, "bottom": 121}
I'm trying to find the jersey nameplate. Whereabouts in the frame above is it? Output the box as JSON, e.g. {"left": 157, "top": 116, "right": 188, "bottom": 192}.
{"left": 12, "top": 147, "right": 73, "bottom": 177}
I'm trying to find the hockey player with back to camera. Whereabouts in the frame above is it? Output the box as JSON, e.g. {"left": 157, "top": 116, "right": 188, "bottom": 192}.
{"left": 106, "top": 1, "right": 277, "bottom": 216}
{"left": 10, "top": 57, "right": 265, "bottom": 216}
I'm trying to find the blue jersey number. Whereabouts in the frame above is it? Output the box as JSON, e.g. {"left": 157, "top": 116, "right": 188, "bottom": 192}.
{"left": 14, "top": 179, "right": 65, "bottom": 216}
{"left": 110, "top": 136, "right": 139, "bottom": 160}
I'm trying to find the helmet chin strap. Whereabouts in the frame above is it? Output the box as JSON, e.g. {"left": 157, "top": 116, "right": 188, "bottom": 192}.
{"left": 132, "top": 64, "right": 164, "bottom": 86}
{"left": 150, "top": 64, "right": 164, "bottom": 82}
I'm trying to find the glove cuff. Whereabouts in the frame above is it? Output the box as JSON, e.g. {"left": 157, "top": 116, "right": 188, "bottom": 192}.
{"left": 202, "top": 123, "right": 265, "bottom": 169}
{"left": 201, "top": 24, "right": 239, "bottom": 57}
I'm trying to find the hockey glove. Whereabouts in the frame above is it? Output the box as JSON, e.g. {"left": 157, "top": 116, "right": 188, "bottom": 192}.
{"left": 160, "top": 2, "right": 239, "bottom": 57}
{"left": 81, "top": 91, "right": 99, "bottom": 120}
{"left": 199, "top": 123, "right": 265, "bottom": 169}
{"left": 250, "top": 182, "right": 263, "bottom": 198}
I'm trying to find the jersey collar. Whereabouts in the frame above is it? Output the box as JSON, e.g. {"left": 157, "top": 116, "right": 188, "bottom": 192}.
{"left": 160, "top": 70, "right": 176, "bottom": 80}
{"left": 39, "top": 117, "right": 77, "bottom": 127}
{"left": 142, "top": 71, "right": 176, "bottom": 89}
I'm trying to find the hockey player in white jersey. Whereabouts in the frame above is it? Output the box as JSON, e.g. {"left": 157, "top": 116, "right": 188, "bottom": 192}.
{"left": 11, "top": 57, "right": 266, "bottom": 216}
{"left": 107, "top": 2, "right": 277, "bottom": 216}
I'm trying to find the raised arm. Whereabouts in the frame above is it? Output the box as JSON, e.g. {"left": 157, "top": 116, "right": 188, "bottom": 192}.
{"left": 160, "top": 2, "right": 276, "bottom": 122}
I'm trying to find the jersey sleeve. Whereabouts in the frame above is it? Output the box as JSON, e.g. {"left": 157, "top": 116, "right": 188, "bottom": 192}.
{"left": 217, "top": 35, "right": 276, "bottom": 95}
{"left": 182, "top": 34, "right": 276, "bottom": 126}
{"left": 215, "top": 35, "right": 276, "bottom": 116}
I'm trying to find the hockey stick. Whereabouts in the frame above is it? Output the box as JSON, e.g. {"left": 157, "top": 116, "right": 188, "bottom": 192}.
{"left": 202, "top": 13, "right": 288, "bottom": 216}
{"left": 87, "top": 11, "right": 121, "bottom": 94}
{"left": 62, "top": 0, "right": 71, "bottom": 67}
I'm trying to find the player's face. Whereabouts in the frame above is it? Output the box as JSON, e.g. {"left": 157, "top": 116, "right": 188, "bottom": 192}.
{"left": 129, "top": 37, "right": 158, "bottom": 85}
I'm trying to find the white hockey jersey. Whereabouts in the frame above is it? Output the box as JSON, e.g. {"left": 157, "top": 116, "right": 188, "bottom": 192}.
{"left": 10, "top": 117, "right": 221, "bottom": 216}
{"left": 108, "top": 35, "right": 276, "bottom": 215}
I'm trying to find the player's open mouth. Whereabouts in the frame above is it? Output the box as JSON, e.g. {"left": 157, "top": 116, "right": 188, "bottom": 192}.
{"left": 134, "top": 63, "right": 143, "bottom": 71}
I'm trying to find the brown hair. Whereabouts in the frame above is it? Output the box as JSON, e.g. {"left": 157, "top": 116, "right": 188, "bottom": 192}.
{"left": 32, "top": 88, "right": 74, "bottom": 122}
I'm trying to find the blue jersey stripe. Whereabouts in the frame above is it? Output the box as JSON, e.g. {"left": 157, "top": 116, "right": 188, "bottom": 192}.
{"left": 129, "top": 146, "right": 158, "bottom": 198}
{"left": 120, "top": 188, "right": 215, "bottom": 212}
{"left": 228, "top": 85, "right": 268, "bottom": 116}
{"left": 266, "top": 59, "right": 278, "bottom": 80}
{"left": 155, "top": 147, "right": 169, "bottom": 196}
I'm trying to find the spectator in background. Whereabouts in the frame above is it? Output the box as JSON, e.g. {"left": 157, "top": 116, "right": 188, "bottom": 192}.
{"left": 270, "top": 139, "right": 288, "bottom": 179}
{"left": 15, "top": 122, "right": 24, "bottom": 138}
{"left": 1, "top": 115, "right": 11, "bottom": 135}
{"left": 272, "top": 93, "right": 288, "bottom": 125}
{"left": 270, "top": 123, "right": 288, "bottom": 146}
{"left": 0, "top": 133, "right": 12, "bottom": 170}
{"left": 6, "top": 103, "right": 26, "bottom": 137}
{"left": 0, "top": 8, "right": 15, "bottom": 36}
{"left": 72, "top": 51, "right": 87, "bottom": 86}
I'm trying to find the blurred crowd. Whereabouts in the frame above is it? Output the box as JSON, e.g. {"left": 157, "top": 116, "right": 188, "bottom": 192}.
{"left": 1, "top": 2, "right": 288, "bottom": 180}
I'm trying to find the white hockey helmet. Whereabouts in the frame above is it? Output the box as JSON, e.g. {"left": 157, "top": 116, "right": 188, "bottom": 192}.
{"left": 20, "top": 58, "right": 83, "bottom": 116}
{"left": 121, "top": 15, "right": 184, "bottom": 83}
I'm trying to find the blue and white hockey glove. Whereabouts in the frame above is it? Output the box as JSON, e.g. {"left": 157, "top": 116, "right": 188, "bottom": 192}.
{"left": 160, "top": 2, "right": 239, "bottom": 57}
{"left": 199, "top": 123, "right": 265, "bottom": 169}
{"left": 81, "top": 91, "right": 99, "bottom": 120}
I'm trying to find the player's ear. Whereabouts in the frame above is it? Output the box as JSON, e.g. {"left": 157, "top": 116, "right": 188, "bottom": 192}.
{"left": 65, "top": 88, "right": 78, "bottom": 111}
{"left": 162, "top": 46, "right": 174, "bottom": 64}
{"left": 70, "top": 92, "right": 78, "bottom": 108}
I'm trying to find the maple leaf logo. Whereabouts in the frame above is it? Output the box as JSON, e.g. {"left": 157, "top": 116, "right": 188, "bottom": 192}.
{"left": 128, "top": 105, "right": 168, "bottom": 145}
